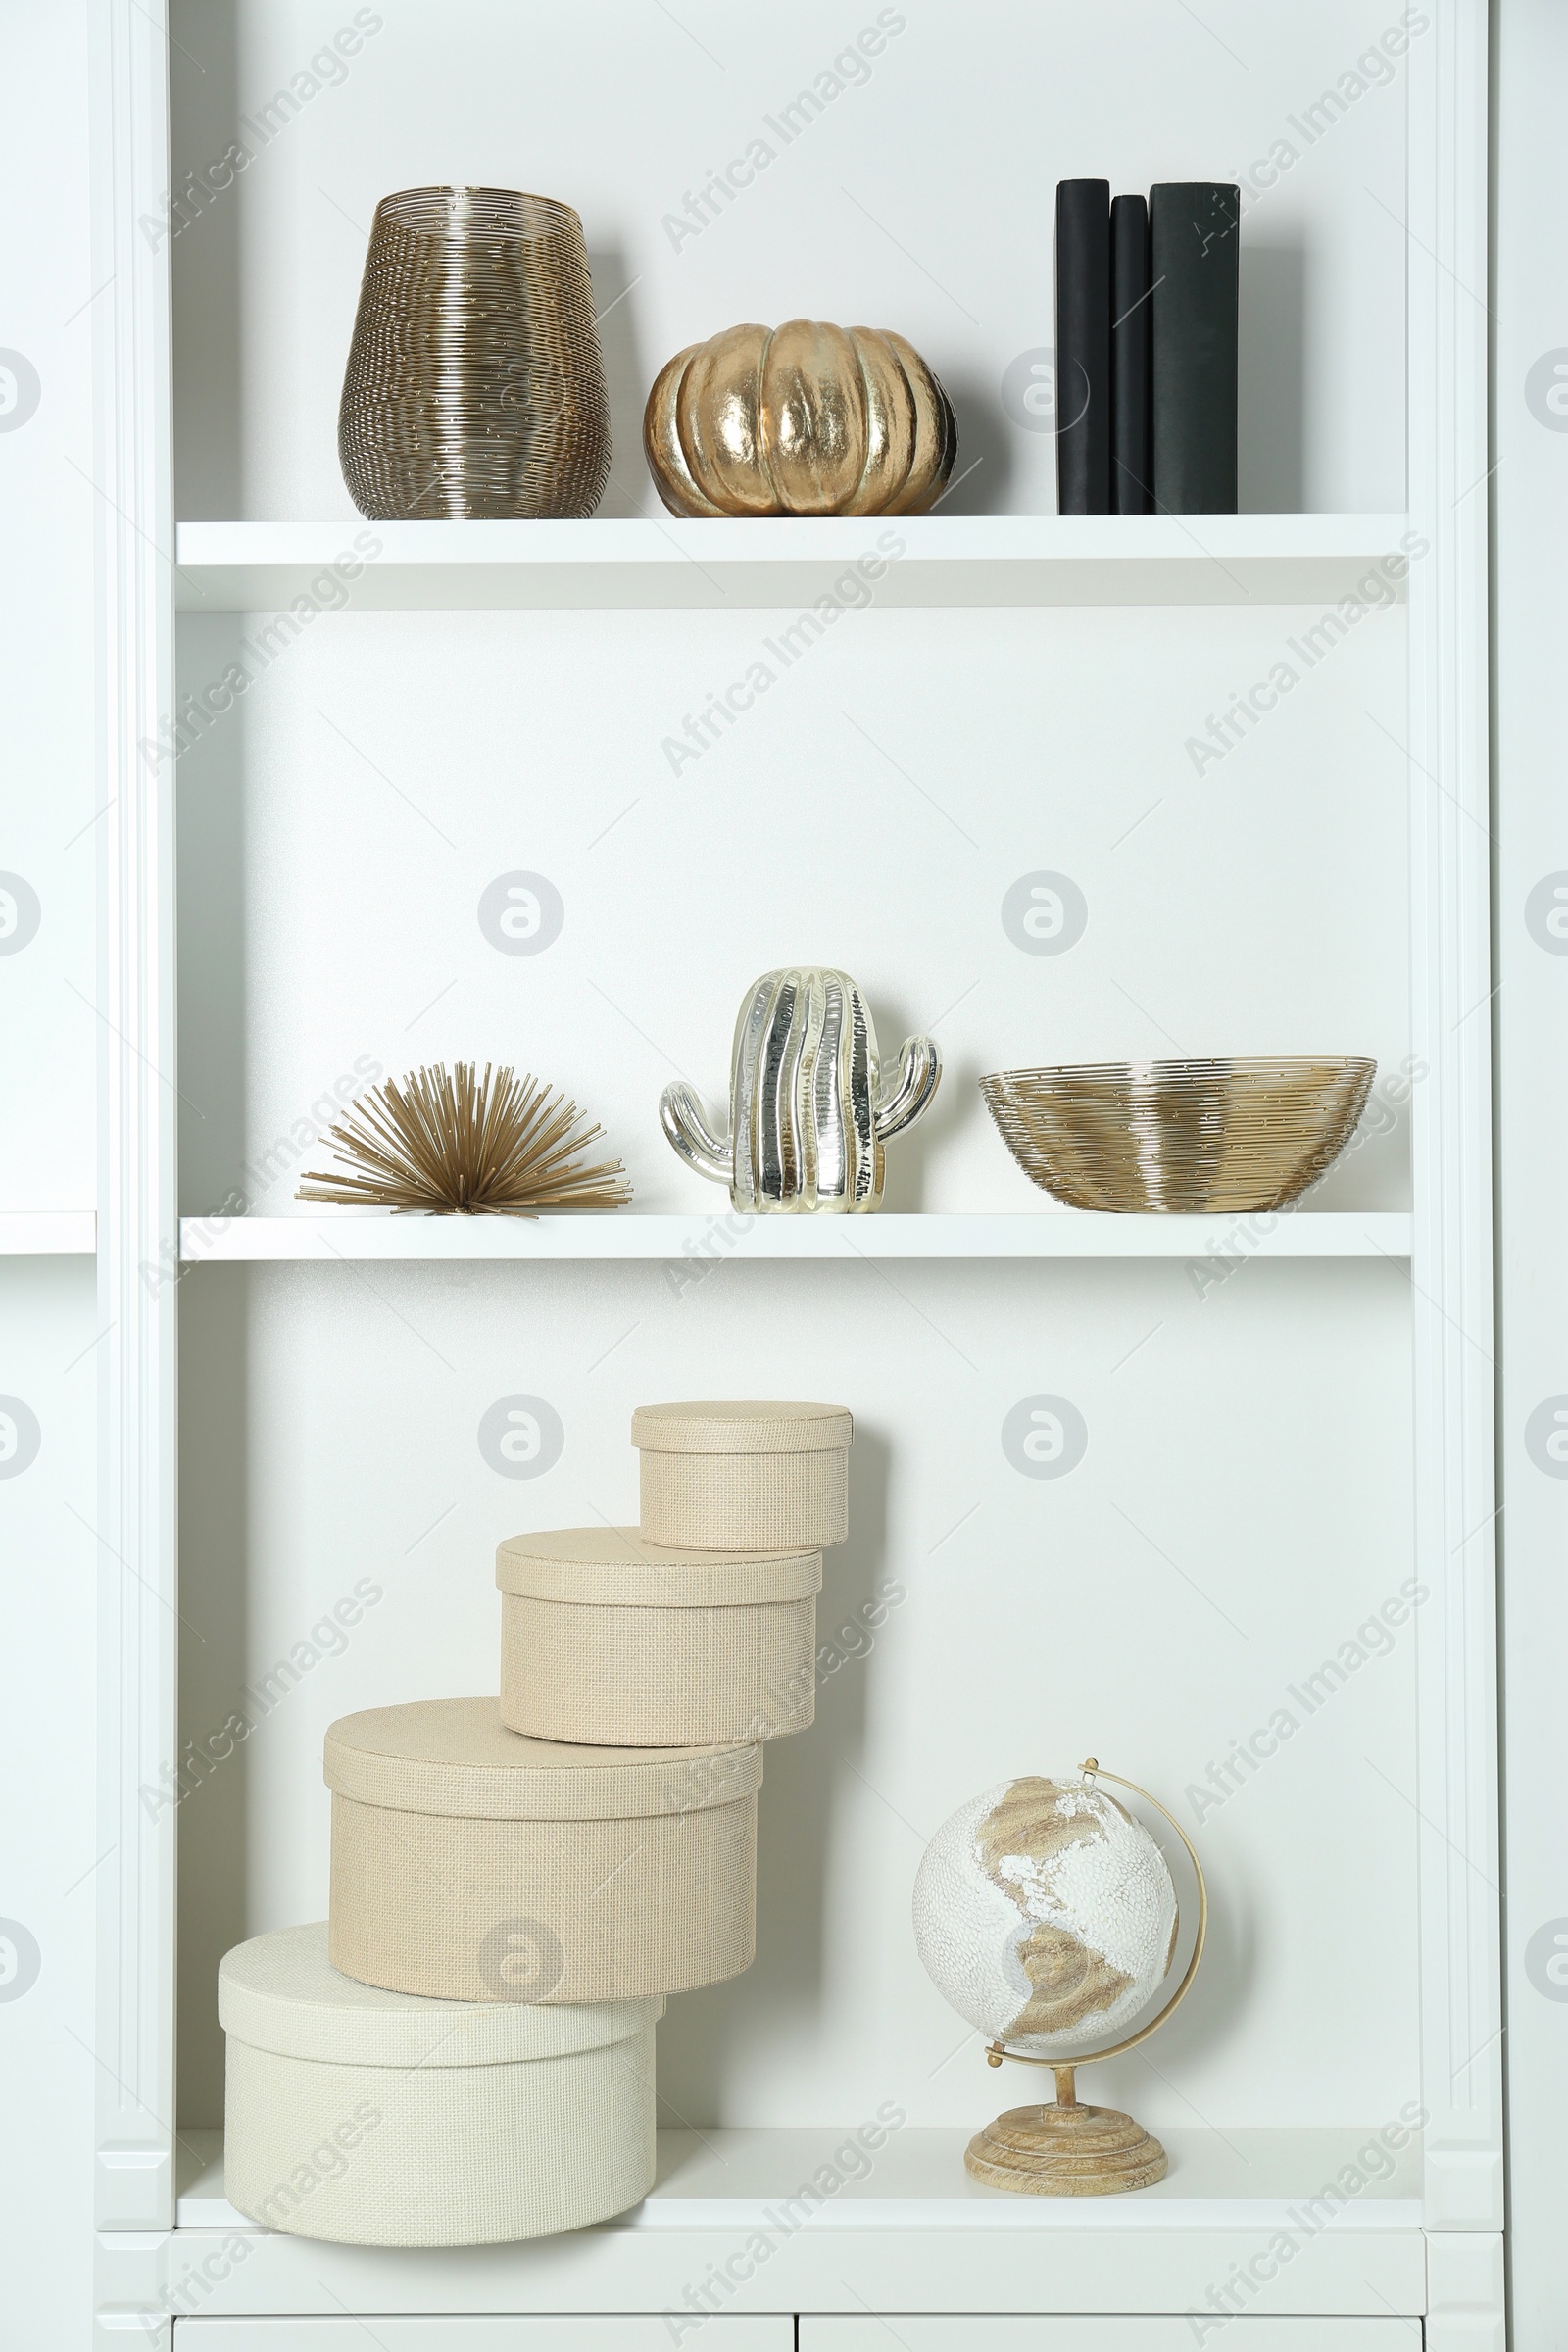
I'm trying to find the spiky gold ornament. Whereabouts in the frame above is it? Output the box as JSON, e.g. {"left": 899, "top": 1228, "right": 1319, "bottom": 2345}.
{"left": 297, "top": 1063, "right": 632, "bottom": 1216}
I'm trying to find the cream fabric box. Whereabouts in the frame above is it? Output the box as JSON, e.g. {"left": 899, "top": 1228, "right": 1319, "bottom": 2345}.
{"left": 220, "top": 1922, "right": 660, "bottom": 2247}
{"left": 497, "top": 1526, "right": 822, "bottom": 1746}
{"left": 632, "top": 1399, "right": 853, "bottom": 1550}
{"left": 325, "top": 1697, "right": 760, "bottom": 2003}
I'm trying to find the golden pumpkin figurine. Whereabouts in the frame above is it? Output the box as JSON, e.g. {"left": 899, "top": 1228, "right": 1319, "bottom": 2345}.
{"left": 644, "top": 319, "right": 957, "bottom": 518}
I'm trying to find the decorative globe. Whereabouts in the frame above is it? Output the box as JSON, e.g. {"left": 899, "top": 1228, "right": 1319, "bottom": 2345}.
{"left": 912, "top": 1775, "right": 1178, "bottom": 2057}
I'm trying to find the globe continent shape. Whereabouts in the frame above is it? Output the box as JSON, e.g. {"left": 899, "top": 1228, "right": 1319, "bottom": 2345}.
{"left": 912, "top": 1776, "right": 1179, "bottom": 2057}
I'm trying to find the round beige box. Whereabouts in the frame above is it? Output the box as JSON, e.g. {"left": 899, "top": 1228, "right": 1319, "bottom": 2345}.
{"left": 632, "top": 1399, "right": 853, "bottom": 1550}
{"left": 220, "top": 1922, "right": 660, "bottom": 2247}
{"left": 497, "top": 1526, "right": 822, "bottom": 1746}
{"left": 325, "top": 1697, "right": 760, "bottom": 2004}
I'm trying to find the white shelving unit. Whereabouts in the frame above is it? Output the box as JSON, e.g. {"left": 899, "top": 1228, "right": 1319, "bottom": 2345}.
{"left": 71, "top": 3, "right": 1499, "bottom": 2346}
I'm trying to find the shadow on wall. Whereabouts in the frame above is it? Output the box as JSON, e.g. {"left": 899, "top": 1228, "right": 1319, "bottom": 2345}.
{"left": 589, "top": 246, "right": 655, "bottom": 518}
{"left": 170, "top": 0, "right": 242, "bottom": 515}
{"left": 656, "top": 1423, "right": 893, "bottom": 2122}
{"left": 174, "top": 1265, "right": 253, "bottom": 2126}
{"left": 175, "top": 612, "right": 251, "bottom": 1218}
{"left": 934, "top": 369, "right": 1017, "bottom": 515}
{"left": 1307, "top": 1105, "right": 1412, "bottom": 1211}
{"left": 1093, "top": 1826, "right": 1256, "bottom": 2126}
{"left": 1239, "top": 242, "right": 1306, "bottom": 514}
{"left": 872, "top": 980, "right": 975, "bottom": 1216}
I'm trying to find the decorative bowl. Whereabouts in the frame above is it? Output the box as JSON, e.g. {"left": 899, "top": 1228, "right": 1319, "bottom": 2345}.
{"left": 980, "top": 1056, "right": 1376, "bottom": 1213}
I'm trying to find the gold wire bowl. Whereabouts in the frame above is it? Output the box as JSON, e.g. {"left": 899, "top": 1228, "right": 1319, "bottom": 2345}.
{"left": 339, "top": 185, "right": 611, "bottom": 520}
{"left": 980, "top": 1056, "right": 1376, "bottom": 1213}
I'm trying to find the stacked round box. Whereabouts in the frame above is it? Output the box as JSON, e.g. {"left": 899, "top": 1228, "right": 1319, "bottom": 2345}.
{"left": 632, "top": 1399, "right": 854, "bottom": 1552}
{"left": 220, "top": 1923, "right": 662, "bottom": 2247}
{"left": 497, "top": 1527, "right": 823, "bottom": 1745}
{"left": 323, "top": 1696, "right": 760, "bottom": 2002}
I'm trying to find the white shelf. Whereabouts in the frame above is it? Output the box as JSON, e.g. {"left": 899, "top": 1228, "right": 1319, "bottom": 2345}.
{"left": 0, "top": 1211, "right": 95, "bottom": 1256}
{"left": 173, "top": 514, "right": 1412, "bottom": 612}
{"left": 176, "top": 2124, "right": 1423, "bottom": 2236}
{"left": 178, "top": 1211, "right": 1412, "bottom": 1264}
{"left": 169, "top": 2127, "right": 1423, "bottom": 2320}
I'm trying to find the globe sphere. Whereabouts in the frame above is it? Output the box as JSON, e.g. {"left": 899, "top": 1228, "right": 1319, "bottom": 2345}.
{"left": 913, "top": 1775, "right": 1178, "bottom": 2058}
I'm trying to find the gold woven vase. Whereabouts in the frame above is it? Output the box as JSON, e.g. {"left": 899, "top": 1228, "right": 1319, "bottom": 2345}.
{"left": 339, "top": 186, "right": 611, "bottom": 521}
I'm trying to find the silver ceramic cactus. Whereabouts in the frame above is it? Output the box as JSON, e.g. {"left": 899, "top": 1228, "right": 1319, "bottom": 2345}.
{"left": 661, "top": 967, "right": 941, "bottom": 1214}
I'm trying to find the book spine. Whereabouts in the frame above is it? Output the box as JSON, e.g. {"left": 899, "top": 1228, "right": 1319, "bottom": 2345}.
{"left": 1054, "top": 178, "right": 1110, "bottom": 515}
{"left": 1150, "top": 182, "right": 1240, "bottom": 514}
{"left": 1110, "top": 194, "right": 1152, "bottom": 514}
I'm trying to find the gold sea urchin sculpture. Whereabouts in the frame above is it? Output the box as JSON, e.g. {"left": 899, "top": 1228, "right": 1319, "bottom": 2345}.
{"left": 297, "top": 1063, "right": 632, "bottom": 1216}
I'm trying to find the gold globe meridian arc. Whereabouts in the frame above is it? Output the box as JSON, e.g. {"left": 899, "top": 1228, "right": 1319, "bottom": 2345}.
{"left": 983, "top": 1759, "right": 1209, "bottom": 2074}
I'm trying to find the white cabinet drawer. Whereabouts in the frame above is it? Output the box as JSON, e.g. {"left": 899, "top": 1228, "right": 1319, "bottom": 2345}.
{"left": 175, "top": 2325, "right": 791, "bottom": 2350}
{"left": 800, "top": 2324, "right": 1416, "bottom": 2351}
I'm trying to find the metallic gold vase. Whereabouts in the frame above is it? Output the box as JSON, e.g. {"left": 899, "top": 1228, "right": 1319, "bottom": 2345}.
{"left": 661, "top": 968, "right": 940, "bottom": 1214}
{"left": 339, "top": 186, "right": 611, "bottom": 520}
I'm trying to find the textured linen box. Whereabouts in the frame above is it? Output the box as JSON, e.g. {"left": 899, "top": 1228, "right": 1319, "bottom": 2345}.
{"left": 497, "top": 1525, "right": 823, "bottom": 1745}
{"left": 325, "top": 1696, "right": 760, "bottom": 2002}
{"left": 220, "top": 1922, "right": 660, "bottom": 2247}
{"left": 632, "top": 1399, "right": 853, "bottom": 1550}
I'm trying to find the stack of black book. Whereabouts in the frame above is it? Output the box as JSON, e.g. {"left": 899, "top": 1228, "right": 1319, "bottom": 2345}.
{"left": 1055, "top": 178, "right": 1239, "bottom": 516}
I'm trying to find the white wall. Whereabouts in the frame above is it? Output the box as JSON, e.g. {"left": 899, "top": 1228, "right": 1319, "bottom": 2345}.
{"left": 0, "top": 5, "right": 98, "bottom": 1208}
{"left": 1494, "top": 2, "right": 1568, "bottom": 2342}
{"left": 0, "top": 4, "right": 103, "bottom": 2342}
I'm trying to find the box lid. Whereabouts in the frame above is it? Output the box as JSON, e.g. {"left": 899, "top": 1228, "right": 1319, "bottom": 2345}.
{"left": 220, "top": 1922, "right": 662, "bottom": 2066}
{"left": 496, "top": 1526, "right": 823, "bottom": 1606}
{"left": 630, "top": 1399, "right": 854, "bottom": 1456}
{"left": 323, "top": 1697, "right": 762, "bottom": 1821}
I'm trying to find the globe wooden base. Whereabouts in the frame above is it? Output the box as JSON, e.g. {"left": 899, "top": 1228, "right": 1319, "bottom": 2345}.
{"left": 964, "top": 2101, "right": 1168, "bottom": 2197}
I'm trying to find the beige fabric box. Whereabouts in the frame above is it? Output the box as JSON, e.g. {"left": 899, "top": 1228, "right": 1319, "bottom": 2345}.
{"left": 632, "top": 1399, "right": 854, "bottom": 1550}
{"left": 497, "top": 1526, "right": 822, "bottom": 1746}
{"left": 220, "top": 1922, "right": 660, "bottom": 2247}
{"left": 325, "top": 1697, "right": 760, "bottom": 2004}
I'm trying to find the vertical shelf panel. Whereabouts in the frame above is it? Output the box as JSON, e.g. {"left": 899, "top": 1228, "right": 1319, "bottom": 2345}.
{"left": 91, "top": 0, "right": 179, "bottom": 2239}
{"left": 1404, "top": 0, "right": 1504, "bottom": 2270}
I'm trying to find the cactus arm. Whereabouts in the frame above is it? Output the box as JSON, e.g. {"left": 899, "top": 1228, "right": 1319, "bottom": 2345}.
{"left": 873, "top": 1035, "right": 942, "bottom": 1142}
{"left": 660, "top": 1082, "right": 734, "bottom": 1185}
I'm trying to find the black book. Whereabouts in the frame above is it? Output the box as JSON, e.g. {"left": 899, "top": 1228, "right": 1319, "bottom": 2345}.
{"left": 1054, "top": 178, "right": 1110, "bottom": 515}
{"left": 1110, "top": 194, "right": 1152, "bottom": 514}
{"left": 1150, "top": 181, "right": 1240, "bottom": 513}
